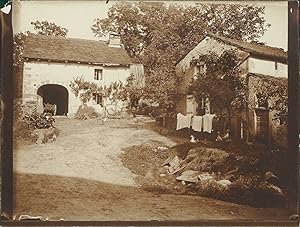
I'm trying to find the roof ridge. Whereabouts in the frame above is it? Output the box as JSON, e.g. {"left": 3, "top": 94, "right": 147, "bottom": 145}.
{"left": 206, "top": 33, "right": 287, "bottom": 54}
{"left": 27, "top": 33, "right": 108, "bottom": 45}
{"left": 24, "top": 33, "right": 132, "bottom": 65}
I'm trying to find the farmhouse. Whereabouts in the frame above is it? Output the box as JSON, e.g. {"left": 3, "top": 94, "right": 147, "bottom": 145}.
{"left": 175, "top": 33, "right": 288, "bottom": 144}
{"left": 18, "top": 33, "right": 136, "bottom": 117}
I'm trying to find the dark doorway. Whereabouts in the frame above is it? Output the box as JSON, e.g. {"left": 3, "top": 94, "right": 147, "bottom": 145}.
{"left": 255, "top": 108, "right": 271, "bottom": 145}
{"left": 37, "top": 84, "right": 68, "bottom": 115}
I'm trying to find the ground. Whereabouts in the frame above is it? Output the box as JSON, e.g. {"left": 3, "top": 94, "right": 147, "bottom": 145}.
{"left": 13, "top": 117, "right": 289, "bottom": 221}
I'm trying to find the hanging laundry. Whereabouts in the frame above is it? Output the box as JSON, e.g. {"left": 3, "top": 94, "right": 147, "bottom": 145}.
{"left": 187, "top": 113, "right": 193, "bottom": 128}
{"left": 203, "top": 113, "right": 216, "bottom": 133}
{"left": 192, "top": 115, "right": 203, "bottom": 132}
{"left": 176, "top": 113, "right": 190, "bottom": 130}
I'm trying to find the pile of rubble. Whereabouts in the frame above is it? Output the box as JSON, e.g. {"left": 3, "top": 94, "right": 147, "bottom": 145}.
{"left": 158, "top": 142, "right": 286, "bottom": 207}
{"left": 161, "top": 145, "right": 232, "bottom": 188}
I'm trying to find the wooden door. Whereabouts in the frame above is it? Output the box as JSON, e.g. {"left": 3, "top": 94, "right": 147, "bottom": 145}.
{"left": 255, "top": 108, "right": 270, "bottom": 145}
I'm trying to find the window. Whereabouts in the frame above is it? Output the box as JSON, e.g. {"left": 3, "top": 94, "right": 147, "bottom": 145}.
{"left": 275, "top": 62, "right": 278, "bottom": 70}
{"left": 196, "top": 97, "right": 210, "bottom": 115}
{"left": 92, "top": 93, "right": 103, "bottom": 105}
{"left": 94, "top": 69, "right": 103, "bottom": 80}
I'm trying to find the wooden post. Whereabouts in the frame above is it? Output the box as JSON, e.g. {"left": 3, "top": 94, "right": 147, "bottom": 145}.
{"left": 268, "top": 110, "right": 272, "bottom": 148}
{"left": 245, "top": 73, "right": 250, "bottom": 143}
{"left": 287, "top": 1, "right": 298, "bottom": 215}
{"left": 1, "top": 10, "right": 14, "bottom": 219}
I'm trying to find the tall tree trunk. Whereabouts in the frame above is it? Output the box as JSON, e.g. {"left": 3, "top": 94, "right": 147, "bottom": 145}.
{"left": 227, "top": 105, "right": 232, "bottom": 131}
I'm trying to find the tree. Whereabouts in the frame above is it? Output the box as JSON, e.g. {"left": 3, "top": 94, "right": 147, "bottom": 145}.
{"left": 122, "top": 74, "right": 143, "bottom": 107}
{"left": 14, "top": 21, "right": 68, "bottom": 67}
{"left": 13, "top": 31, "right": 29, "bottom": 67}
{"left": 188, "top": 50, "right": 247, "bottom": 121}
{"left": 69, "top": 76, "right": 127, "bottom": 106}
{"left": 91, "top": 2, "right": 269, "bottom": 116}
{"left": 31, "top": 20, "right": 68, "bottom": 37}
{"left": 69, "top": 76, "right": 109, "bottom": 104}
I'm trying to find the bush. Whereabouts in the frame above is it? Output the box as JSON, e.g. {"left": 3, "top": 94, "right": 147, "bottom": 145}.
{"left": 272, "top": 123, "right": 288, "bottom": 149}
{"left": 226, "top": 175, "right": 286, "bottom": 207}
{"left": 14, "top": 102, "right": 55, "bottom": 140}
{"left": 135, "top": 102, "right": 161, "bottom": 117}
{"left": 23, "top": 112, "right": 55, "bottom": 129}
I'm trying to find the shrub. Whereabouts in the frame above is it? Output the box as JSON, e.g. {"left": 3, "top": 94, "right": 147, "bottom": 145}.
{"left": 14, "top": 102, "right": 55, "bottom": 140}
{"left": 227, "top": 175, "right": 286, "bottom": 207}
{"left": 23, "top": 111, "right": 55, "bottom": 129}
{"left": 272, "top": 123, "right": 288, "bottom": 149}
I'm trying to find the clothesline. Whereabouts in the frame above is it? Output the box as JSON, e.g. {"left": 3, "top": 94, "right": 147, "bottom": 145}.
{"left": 176, "top": 113, "right": 216, "bottom": 133}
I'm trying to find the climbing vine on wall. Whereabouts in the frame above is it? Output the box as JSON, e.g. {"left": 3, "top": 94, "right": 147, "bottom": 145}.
{"left": 188, "top": 49, "right": 247, "bottom": 119}
{"left": 69, "top": 76, "right": 127, "bottom": 105}
{"left": 249, "top": 74, "right": 288, "bottom": 123}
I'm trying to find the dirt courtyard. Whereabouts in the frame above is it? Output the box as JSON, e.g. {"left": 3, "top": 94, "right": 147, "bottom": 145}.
{"left": 13, "top": 117, "right": 289, "bottom": 221}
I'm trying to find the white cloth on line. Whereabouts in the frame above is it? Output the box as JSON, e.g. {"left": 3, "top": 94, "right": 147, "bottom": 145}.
{"left": 187, "top": 114, "right": 193, "bottom": 128}
{"left": 192, "top": 116, "right": 203, "bottom": 132}
{"left": 176, "top": 113, "right": 190, "bottom": 130}
{"left": 202, "top": 113, "right": 216, "bottom": 133}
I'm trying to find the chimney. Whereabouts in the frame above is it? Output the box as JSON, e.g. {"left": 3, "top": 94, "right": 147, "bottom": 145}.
{"left": 108, "top": 33, "right": 121, "bottom": 48}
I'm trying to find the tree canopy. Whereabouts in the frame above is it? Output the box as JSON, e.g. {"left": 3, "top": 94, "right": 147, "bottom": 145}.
{"left": 14, "top": 21, "right": 69, "bottom": 67}
{"left": 188, "top": 50, "right": 247, "bottom": 118}
{"left": 31, "top": 20, "right": 69, "bottom": 37}
{"left": 91, "top": 2, "right": 269, "bottom": 116}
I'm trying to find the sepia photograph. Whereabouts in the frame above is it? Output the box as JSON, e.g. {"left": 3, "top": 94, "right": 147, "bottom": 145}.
{"left": 3, "top": 0, "right": 297, "bottom": 222}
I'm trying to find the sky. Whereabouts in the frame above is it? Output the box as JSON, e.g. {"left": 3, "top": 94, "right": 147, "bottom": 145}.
{"left": 12, "top": 1, "right": 288, "bottom": 50}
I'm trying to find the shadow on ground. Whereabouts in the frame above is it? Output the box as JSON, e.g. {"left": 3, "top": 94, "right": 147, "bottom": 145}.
{"left": 14, "top": 173, "right": 289, "bottom": 221}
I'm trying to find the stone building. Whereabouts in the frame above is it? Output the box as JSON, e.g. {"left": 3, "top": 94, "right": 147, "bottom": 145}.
{"left": 17, "top": 33, "right": 134, "bottom": 117}
{"left": 175, "top": 33, "right": 288, "bottom": 144}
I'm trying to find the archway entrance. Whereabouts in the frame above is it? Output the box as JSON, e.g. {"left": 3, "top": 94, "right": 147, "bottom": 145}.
{"left": 37, "top": 84, "right": 69, "bottom": 115}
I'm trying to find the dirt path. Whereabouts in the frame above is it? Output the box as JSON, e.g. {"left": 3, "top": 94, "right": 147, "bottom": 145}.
{"left": 14, "top": 117, "right": 175, "bottom": 187}
{"left": 13, "top": 117, "right": 289, "bottom": 221}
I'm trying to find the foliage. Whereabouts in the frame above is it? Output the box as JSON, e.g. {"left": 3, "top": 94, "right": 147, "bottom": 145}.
{"left": 69, "top": 76, "right": 127, "bottom": 106}
{"left": 227, "top": 175, "right": 285, "bottom": 207}
{"left": 107, "top": 81, "right": 127, "bottom": 103}
{"left": 31, "top": 20, "right": 69, "bottom": 37}
{"left": 21, "top": 107, "right": 55, "bottom": 129}
{"left": 188, "top": 50, "right": 247, "bottom": 118}
{"left": 14, "top": 102, "right": 55, "bottom": 140}
{"left": 13, "top": 32, "right": 30, "bottom": 67}
{"left": 250, "top": 75, "right": 288, "bottom": 123}
{"left": 123, "top": 74, "right": 144, "bottom": 107}
{"left": 143, "top": 66, "right": 178, "bottom": 116}
{"left": 91, "top": 2, "right": 269, "bottom": 115}
{"left": 13, "top": 21, "right": 68, "bottom": 68}
{"left": 272, "top": 124, "right": 288, "bottom": 149}
{"left": 69, "top": 76, "right": 109, "bottom": 104}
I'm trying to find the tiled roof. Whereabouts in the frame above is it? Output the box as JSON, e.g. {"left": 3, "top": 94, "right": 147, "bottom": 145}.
{"left": 23, "top": 34, "right": 133, "bottom": 65}
{"left": 207, "top": 33, "right": 288, "bottom": 64}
